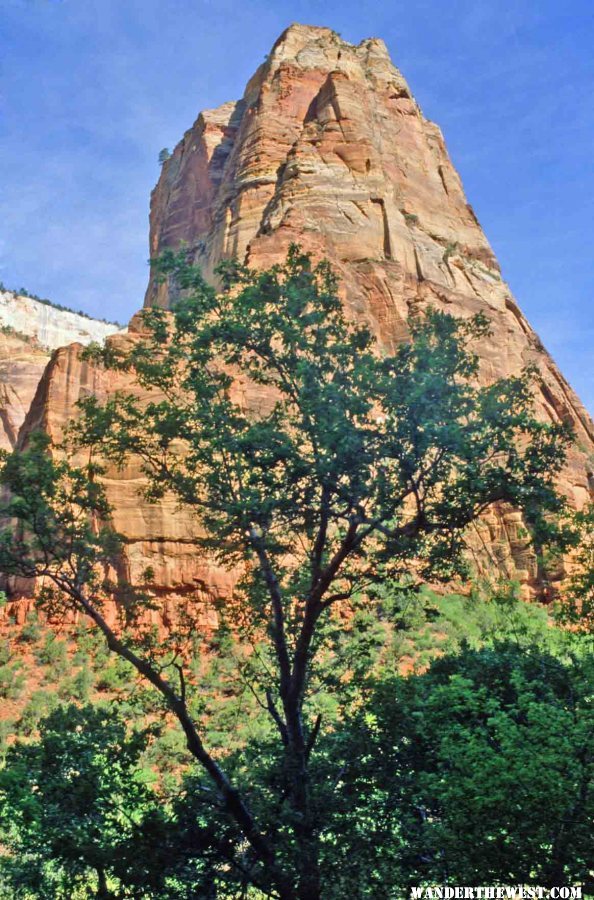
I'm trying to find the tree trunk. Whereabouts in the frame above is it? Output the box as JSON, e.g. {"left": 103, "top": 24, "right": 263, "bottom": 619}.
{"left": 286, "top": 744, "right": 322, "bottom": 900}
{"left": 96, "top": 866, "right": 112, "bottom": 899}
{"left": 297, "top": 849, "right": 321, "bottom": 900}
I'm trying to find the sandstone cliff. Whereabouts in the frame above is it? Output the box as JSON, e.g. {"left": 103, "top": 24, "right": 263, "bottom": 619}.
{"left": 145, "top": 26, "right": 593, "bottom": 475}
{"left": 0, "top": 290, "right": 121, "bottom": 451}
{"left": 13, "top": 24, "right": 594, "bottom": 607}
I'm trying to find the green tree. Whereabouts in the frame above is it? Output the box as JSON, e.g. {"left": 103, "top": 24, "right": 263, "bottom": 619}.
{"left": 324, "top": 643, "right": 594, "bottom": 894}
{"left": 0, "top": 705, "right": 162, "bottom": 898}
{"left": 0, "top": 247, "right": 570, "bottom": 898}
{"left": 556, "top": 503, "right": 594, "bottom": 631}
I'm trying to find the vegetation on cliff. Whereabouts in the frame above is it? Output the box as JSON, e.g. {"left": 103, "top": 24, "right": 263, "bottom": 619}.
{"left": 0, "top": 281, "right": 122, "bottom": 327}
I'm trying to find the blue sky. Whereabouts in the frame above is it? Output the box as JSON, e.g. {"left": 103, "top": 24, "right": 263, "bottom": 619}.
{"left": 1, "top": 0, "right": 593, "bottom": 412}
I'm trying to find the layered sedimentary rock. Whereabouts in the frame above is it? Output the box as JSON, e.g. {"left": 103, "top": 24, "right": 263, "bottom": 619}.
{"left": 14, "top": 24, "right": 594, "bottom": 606}
{"left": 0, "top": 290, "right": 120, "bottom": 451}
{"left": 13, "top": 314, "right": 232, "bottom": 619}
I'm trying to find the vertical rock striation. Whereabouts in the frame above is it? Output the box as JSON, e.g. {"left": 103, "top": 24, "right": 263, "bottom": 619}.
{"left": 13, "top": 24, "right": 594, "bottom": 605}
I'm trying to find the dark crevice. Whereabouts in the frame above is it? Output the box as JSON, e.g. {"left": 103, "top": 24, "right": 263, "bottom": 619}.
{"left": 304, "top": 95, "right": 319, "bottom": 123}
{"left": 0, "top": 406, "right": 17, "bottom": 448}
{"left": 541, "top": 383, "right": 573, "bottom": 428}
{"left": 413, "top": 247, "right": 424, "bottom": 282}
{"left": 505, "top": 298, "right": 530, "bottom": 335}
{"left": 371, "top": 198, "right": 392, "bottom": 260}
{"left": 437, "top": 165, "right": 449, "bottom": 196}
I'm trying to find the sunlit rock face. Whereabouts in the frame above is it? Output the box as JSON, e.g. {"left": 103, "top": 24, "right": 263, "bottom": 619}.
{"left": 146, "top": 24, "right": 592, "bottom": 487}
{"left": 0, "top": 290, "right": 120, "bottom": 452}
{"left": 14, "top": 24, "right": 594, "bottom": 609}
{"left": 0, "top": 290, "right": 120, "bottom": 352}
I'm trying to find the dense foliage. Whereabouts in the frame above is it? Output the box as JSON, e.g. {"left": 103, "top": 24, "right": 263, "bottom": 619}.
{"left": 0, "top": 705, "right": 160, "bottom": 898}
{"left": 0, "top": 247, "right": 577, "bottom": 898}
{"left": 2, "top": 639, "right": 594, "bottom": 897}
{"left": 319, "top": 643, "right": 594, "bottom": 894}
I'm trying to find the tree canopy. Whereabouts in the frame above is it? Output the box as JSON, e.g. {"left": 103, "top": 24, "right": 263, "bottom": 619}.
{"left": 0, "top": 246, "right": 573, "bottom": 899}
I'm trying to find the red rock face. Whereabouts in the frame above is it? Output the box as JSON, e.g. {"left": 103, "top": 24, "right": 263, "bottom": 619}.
{"left": 12, "top": 319, "right": 235, "bottom": 621}
{"left": 146, "top": 25, "right": 592, "bottom": 490}
{"left": 12, "top": 24, "right": 594, "bottom": 610}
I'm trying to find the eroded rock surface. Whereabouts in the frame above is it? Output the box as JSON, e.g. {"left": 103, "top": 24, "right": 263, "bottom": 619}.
{"left": 147, "top": 25, "right": 593, "bottom": 474}
{"left": 0, "top": 329, "right": 50, "bottom": 452}
{"left": 13, "top": 24, "right": 594, "bottom": 607}
{"left": 13, "top": 314, "right": 233, "bottom": 619}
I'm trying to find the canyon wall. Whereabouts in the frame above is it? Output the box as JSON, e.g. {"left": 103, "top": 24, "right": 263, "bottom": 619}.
{"left": 11, "top": 24, "right": 594, "bottom": 610}
{"left": 0, "top": 290, "right": 121, "bottom": 451}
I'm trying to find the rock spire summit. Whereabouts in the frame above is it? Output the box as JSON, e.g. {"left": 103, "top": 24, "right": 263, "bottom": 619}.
{"left": 10, "top": 24, "right": 594, "bottom": 607}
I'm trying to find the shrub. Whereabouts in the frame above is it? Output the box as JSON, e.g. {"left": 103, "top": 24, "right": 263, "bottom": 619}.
{"left": 17, "top": 691, "right": 59, "bottom": 736}
{"left": 36, "top": 633, "right": 69, "bottom": 680}
{"left": 0, "top": 661, "right": 25, "bottom": 701}
{"left": 19, "top": 612, "right": 42, "bottom": 644}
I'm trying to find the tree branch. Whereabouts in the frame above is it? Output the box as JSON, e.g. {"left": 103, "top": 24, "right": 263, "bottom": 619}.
{"left": 248, "top": 528, "right": 292, "bottom": 701}
{"left": 46, "top": 574, "right": 292, "bottom": 894}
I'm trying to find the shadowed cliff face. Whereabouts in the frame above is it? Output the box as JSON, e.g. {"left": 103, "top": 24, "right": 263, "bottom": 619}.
{"left": 0, "top": 329, "right": 50, "bottom": 452}
{"left": 13, "top": 24, "right": 594, "bottom": 611}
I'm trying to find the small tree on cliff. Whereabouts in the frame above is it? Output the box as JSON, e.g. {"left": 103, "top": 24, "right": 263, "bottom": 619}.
{"left": 0, "top": 247, "right": 570, "bottom": 899}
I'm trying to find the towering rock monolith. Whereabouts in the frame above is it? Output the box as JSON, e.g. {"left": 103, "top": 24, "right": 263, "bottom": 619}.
{"left": 13, "top": 24, "right": 594, "bottom": 609}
